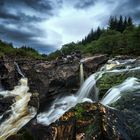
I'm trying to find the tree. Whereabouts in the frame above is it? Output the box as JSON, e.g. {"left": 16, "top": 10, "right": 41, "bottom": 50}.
{"left": 108, "top": 16, "right": 117, "bottom": 30}
{"left": 117, "top": 16, "right": 124, "bottom": 32}
{"left": 127, "top": 17, "right": 133, "bottom": 27}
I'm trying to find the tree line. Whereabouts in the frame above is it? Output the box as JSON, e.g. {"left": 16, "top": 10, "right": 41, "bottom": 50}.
{"left": 0, "top": 41, "right": 46, "bottom": 59}
{"left": 79, "top": 16, "right": 133, "bottom": 45}
{"left": 47, "top": 15, "right": 139, "bottom": 60}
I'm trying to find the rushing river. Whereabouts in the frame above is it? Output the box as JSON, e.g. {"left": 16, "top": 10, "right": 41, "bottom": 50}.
{"left": 0, "top": 58, "right": 139, "bottom": 139}
{"left": 0, "top": 64, "right": 37, "bottom": 140}
{"left": 37, "top": 58, "right": 140, "bottom": 127}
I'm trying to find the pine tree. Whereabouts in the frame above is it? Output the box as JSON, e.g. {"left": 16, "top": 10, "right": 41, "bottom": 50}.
{"left": 108, "top": 16, "right": 118, "bottom": 30}
{"left": 108, "top": 16, "right": 115, "bottom": 30}
{"left": 96, "top": 27, "right": 102, "bottom": 39}
{"left": 117, "top": 15, "right": 123, "bottom": 32}
{"left": 124, "top": 17, "right": 127, "bottom": 29}
{"left": 114, "top": 16, "right": 118, "bottom": 30}
{"left": 127, "top": 17, "right": 133, "bottom": 27}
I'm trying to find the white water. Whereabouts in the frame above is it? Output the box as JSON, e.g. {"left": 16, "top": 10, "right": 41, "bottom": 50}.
{"left": 37, "top": 70, "right": 104, "bottom": 126}
{"left": 1, "top": 58, "right": 139, "bottom": 138}
{"left": 100, "top": 77, "right": 140, "bottom": 106}
{"left": 105, "top": 58, "right": 136, "bottom": 70}
{"left": 14, "top": 62, "right": 25, "bottom": 78}
{"left": 77, "top": 71, "right": 104, "bottom": 102}
{"left": 80, "top": 62, "right": 84, "bottom": 85}
{"left": 0, "top": 78, "right": 37, "bottom": 140}
{"left": 37, "top": 58, "right": 140, "bottom": 126}
{"left": 0, "top": 64, "right": 37, "bottom": 140}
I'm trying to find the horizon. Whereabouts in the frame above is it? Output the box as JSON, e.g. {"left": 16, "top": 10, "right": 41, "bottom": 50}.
{"left": 0, "top": 0, "right": 140, "bottom": 54}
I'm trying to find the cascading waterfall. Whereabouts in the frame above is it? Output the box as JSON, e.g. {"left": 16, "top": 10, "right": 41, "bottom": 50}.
{"left": 0, "top": 58, "right": 139, "bottom": 139}
{"left": 0, "top": 64, "right": 37, "bottom": 140}
{"left": 77, "top": 71, "right": 104, "bottom": 102}
{"left": 14, "top": 62, "right": 25, "bottom": 78}
{"left": 80, "top": 61, "right": 84, "bottom": 85}
{"left": 37, "top": 67, "right": 104, "bottom": 126}
{"left": 100, "top": 77, "right": 140, "bottom": 106}
{"left": 36, "top": 62, "right": 106, "bottom": 125}
{"left": 37, "top": 58, "right": 140, "bottom": 126}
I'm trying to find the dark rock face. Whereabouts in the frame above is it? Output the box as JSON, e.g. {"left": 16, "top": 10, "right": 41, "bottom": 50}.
{"left": 0, "top": 55, "right": 109, "bottom": 140}
{"left": 0, "top": 60, "right": 19, "bottom": 90}
{"left": 0, "top": 96, "right": 14, "bottom": 116}
{"left": 0, "top": 55, "right": 108, "bottom": 112}
{"left": 83, "top": 54, "right": 108, "bottom": 76}
{"left": 3, "top": 55, "right": 140, "bottom": 140}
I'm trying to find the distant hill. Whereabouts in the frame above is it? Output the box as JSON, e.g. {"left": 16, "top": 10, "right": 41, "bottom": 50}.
{"left": 0, "top": 41, "right": 46, "bottom": 59}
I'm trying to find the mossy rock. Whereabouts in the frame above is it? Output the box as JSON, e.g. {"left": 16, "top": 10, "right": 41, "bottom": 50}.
{"left": 97, "top": 69, "right": 140, "bottom": 99}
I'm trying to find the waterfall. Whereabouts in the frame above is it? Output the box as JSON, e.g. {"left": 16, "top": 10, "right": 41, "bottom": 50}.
{"left": 37, "top": 67, "right": 104, "bottom": 126}
{"left": 14, "top": 62, "right": 25, "bottom": 78}
{"left": 0, "top": 78, "right": 37, "bottom": 140}
{"left": 77, "top": 71, "right": 104, "bottom": 102}
{"left": 37, "top": 58, "right": 140, "bottom": 126}
{"left": 80, "top": 62, "right": 84, "bottom": 85}
{"left": 1, "top": 58, "right": 139, "bottom": 138}
{"left": 0, "top": 64, "right": 37, "bottom": 140}
{"left": 100, "top": 77, "right": 140, "bottom": 106}
{"left": 37, "top": 68, "right": 105, "bottom": 126}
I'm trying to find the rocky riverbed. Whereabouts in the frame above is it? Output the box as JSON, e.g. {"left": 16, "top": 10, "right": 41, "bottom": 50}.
{"left": 0, "top": 54, "right": 140, "bottom": 140}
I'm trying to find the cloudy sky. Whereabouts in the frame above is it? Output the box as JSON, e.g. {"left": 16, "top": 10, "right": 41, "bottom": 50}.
{"left": 0, "top": 0, "right": 140, "bottom": 54}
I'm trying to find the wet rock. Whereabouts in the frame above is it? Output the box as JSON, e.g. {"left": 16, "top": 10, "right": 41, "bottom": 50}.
{"left": 3, "top": 55, "right": 140, "bottom": 140}
{"left": 28, "top": 93, "right": 39, "bottom": 109}
{"left": 82, "top": 54, "right": 108, "bottom": 75}
{"left": 7, "top": 95, "right": 139, "bottom": 140}
{"left": 0, "top": 55, "right": 109, "bottom": 110}
{"left": 0, "top": 96, "right": 14, "bottom": 115}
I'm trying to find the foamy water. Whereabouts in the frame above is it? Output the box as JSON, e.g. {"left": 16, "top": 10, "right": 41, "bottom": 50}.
{"left": 0, "top": 64, "right": 37, "bottom": 140}
{"left": 100, "top": 77, "right": 140, "bottom": 105}
{"left": 37, "top": 58, "right": 140, "bottom": 126}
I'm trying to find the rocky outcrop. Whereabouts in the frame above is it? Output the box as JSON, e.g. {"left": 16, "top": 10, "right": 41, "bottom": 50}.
{"left": 0, "top": 54, "right": 109, "bottom": 140}
{"left": 3, "top": 55, "right": 140, "bottom": 140}
{"left": 0, "top": 54, "right": 108, "bottom": 112}
{"left": 82, "top": 54, "right": 108, "bottom": 75}
{"left": 7, "top": 102, "right": 133, "bottom": 140}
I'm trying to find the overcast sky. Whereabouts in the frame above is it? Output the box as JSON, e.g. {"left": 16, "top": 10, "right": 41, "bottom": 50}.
{"left": 0, "top": 0, "right": 140, "bottom": 54}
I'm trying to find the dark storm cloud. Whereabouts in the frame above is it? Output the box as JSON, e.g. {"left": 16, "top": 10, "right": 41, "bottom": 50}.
{"left": 0, "top": 23, "right": 41, "bottom": 44}
{"left": 23, "top": 0, "right": 53, "bottom": 12}
{"left": 0, "top": 11, "right": 20, "bottom": 20}
{"left": 0, "top": 23, "right": 54, "bottom": 53}
{"left": 112, "top": 0, "right": 140, "bottom": 22}
{"left": 0, "top": 0, "right": 54, "bottom": 21}
{"left": 74, "top": 0, "right": 95, "bottom": 9}
{"left": 126, "top": 0, "right": 140, "bottom": 7}
{"left": 0, "top": 0, "right": 140, "bottom": 53}
{"left": 0, "top": 0, "right": 53, "bottom": 13}
{"left": 0, "top": 0, "right": 56, "bottom": 53}
{"left": 125, "top": 0, "right": 140, "bottom": 22}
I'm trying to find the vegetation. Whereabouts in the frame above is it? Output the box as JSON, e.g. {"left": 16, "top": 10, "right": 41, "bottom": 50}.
{"left": 47, "top": 16, "right": 140, "bottom": 60}
{"left": 74, "top": 104, "right": 85, "bottom": 119}
{"left": 97, "top": 73, "right": 127, "bottom": 99}
{"left": 0, "top": 41, "right": 46, "bottom": 59}
{"left": 0, "top": 16, "right": 139, "bottom": 60}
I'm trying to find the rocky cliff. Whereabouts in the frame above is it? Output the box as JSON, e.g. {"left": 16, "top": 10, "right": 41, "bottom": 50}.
{"left": 0, "top": 55, "right": 108, "bottom": 112}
